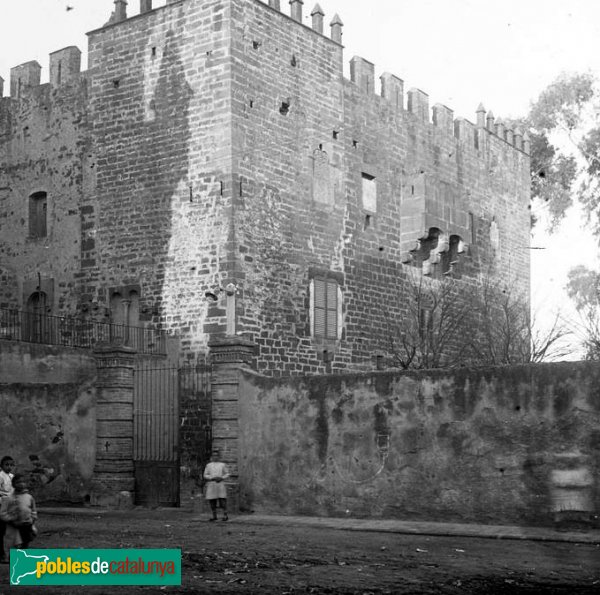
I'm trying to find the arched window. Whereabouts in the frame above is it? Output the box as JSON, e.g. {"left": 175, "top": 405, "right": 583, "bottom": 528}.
{"left": 25, "top": 291, "right": 49, "bottom": 343}
{"left": 110, "top": 292, "right": 124, "bottom": 325}
{"left": 29, "top": 192, "right": 47, "bottom": 238}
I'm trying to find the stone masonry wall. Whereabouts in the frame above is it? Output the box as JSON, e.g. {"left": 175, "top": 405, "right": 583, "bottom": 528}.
{"left": 237, "top": 362, "right": 600, "bottom": 527}
{"left": 84, "top": 0, "right": 234, "bottom": 361}
{"left": 0, "top": 0, "right": 530, "bottom": 374}
{"left": 0, "top": 76, "right": 89, "bottom": 313}
{"left": 229, "top": 0, "right": 531, "bottom": 376}
{"left": 230, "top": 0, "right": 346, "bottom": 375}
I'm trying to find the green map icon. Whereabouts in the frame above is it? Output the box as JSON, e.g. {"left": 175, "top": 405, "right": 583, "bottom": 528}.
{"left": 11, "top": 550, "right": 50, "bottom": 585}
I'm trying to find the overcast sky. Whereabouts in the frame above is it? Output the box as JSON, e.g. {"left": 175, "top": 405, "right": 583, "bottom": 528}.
{"left": 2, "top": 0, "right": 600, "bottom": 357}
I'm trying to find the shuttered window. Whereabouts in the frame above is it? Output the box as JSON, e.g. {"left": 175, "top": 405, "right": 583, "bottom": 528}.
{"left": 313, "top": 277, "right": 338, "bottom": 340}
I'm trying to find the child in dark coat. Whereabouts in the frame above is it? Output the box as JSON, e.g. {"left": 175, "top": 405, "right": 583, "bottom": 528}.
{"left": 2, "top": 474, "right": 37, "bottom": 549}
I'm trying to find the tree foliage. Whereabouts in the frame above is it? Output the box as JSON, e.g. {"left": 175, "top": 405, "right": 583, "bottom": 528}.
{"left": 516, "top": 72, "right": 598, "bottom": 230}
{"left": 566, "top": 265, "right": 600, "bottom": 360}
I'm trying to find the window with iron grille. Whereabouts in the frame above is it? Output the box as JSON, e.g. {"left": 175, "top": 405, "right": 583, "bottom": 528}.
{"left": 312, "top": 277, "right": 339, "bottom": 340}
{"left": 29, "top": 191, "right": 47, "bottom": 238}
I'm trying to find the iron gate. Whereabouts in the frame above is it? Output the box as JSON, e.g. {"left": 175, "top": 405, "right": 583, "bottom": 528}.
{"left": 133, "top": 361, "right": 212, "bottom": 507}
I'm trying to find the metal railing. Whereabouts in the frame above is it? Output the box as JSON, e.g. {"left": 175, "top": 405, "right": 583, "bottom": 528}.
{"left": 0, "top": 308, "right": 167, "bottom": 355}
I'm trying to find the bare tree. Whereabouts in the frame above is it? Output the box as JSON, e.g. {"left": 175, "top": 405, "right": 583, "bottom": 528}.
{"left": 388, "top": 271, "right": 476, "bottom": 370}
{"left": 470, "top": 276, "right": 572, "bottom": 364}
{"left": 387, "top": 271, "right": 572, "bottom": 370}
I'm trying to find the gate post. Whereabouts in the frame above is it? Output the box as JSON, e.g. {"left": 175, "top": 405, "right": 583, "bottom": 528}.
{"left": 208, "top": 336, "right": 256, "bottom": 513}
{"left": 90, "top": 344, "right": 136, "bottom": 508}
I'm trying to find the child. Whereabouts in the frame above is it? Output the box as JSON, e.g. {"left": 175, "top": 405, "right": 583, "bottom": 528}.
{"left": 203, "top": 450, "right": 229, "bottom": 521}
{"left": 3, "top": 474, "right": 37, "bottom": 549}
{"left": 0, "top": 456, "right": 15, "bottom": 563}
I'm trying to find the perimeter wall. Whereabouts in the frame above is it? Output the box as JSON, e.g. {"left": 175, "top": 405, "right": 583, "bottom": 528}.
{"left": 236, "top": 362, "right": 600, "bottom": 526}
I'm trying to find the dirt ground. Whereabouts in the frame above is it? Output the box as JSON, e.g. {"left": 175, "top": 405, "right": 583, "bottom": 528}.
{"left": 1, "top": 509, "right": 599, "bottom": 594}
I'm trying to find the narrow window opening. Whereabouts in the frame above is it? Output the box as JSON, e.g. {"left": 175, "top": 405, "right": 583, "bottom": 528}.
{"left": 469, "top": 212, "right": 476, "bottom": 243}
{"left": 333, "top": 130, "right": 338, "bottom": 139}
{"left": 252, "top": 41, "right": 261, "bottom": 50}
{"left": 352, "top": 140, "right": 358, "bottom": 148}
{"left": 411, "top": 185, "right": 415, "bottom": 195}
{"left": 291, "top": 54, "right": 297, "bottom": 67}
{"left": 280, "top": 100, "right": 290, "bottom": 116}
{"left": 318, "top": 143, "right": 323, "bottom": 151}
{"left": 29, "top": 192, "right": 48, "bottom": 238}
{"left": 364, "top": 214, "right": 371, "bottom": 230}
{"left": 419, "top": 307, "right": 433, "bottom": 340}
{"left": 361, "top": 173, "right": 377, "bottom": 212}
{"left": 113, "top": 79, "right": 120, "bottom": 88}
{"left": 249, "top": 100, "right": 254, "bottom": 108}
{"left": 151, "top": 47, "right": 157, "bottom": 58}
{"left": 57, "top": 61, "right": 62, "bottom": 84}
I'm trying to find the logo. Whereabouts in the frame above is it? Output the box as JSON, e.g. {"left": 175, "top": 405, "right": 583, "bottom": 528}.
{"left": 10, "top": 549, "right": 181, "bottom": 586}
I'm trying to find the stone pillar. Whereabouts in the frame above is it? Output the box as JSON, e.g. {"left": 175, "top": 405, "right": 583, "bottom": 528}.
{"left": 114, "top": 0, "right": 127, "bottom": 22}
{"left": 290, "top": 0, "right": 303, "bottom": 22}
{"left": 90, "top": 344, "right": 135, "bottom": 508}
{"left": 209, "top": 336, "right": 256, "bottom": 512}
{"left": 268, "top": 0, "right": 281, "bottom": 10}
{"left": 476, "top": 103, "right": 486, "bottom": 128}
{"left": 330, "top": 14, "right": 343, "bottom": 44}
{"left": 140, "top": 0, "right": 152, "bottom": 13}
{"left": 311, "top": 3, "right": 324, "bottom": 34}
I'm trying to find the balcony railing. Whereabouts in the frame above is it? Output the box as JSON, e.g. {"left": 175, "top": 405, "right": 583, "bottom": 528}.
{"left": 0, "top": 308, "right": 167, "bottom": 355}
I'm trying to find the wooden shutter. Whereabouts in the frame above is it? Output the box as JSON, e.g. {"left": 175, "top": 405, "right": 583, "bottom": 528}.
{"left": 313, "top": 278, "right": 326, "bottom": 338}
{"left": 313, "top": 277, "right": 338, "bottom": 339}
{"left": 326, "top": 280, "right": 338, "bottom": 339}
{"left": 40, "top": 198, "right": 47, "bottom": 237}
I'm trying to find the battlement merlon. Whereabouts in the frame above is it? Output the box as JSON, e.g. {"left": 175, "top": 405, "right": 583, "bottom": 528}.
{"left": 49, "top": 47, "right": 82, "bottom": 88}
{"left": 350, "top": 56, "right": 375, "bottom": 95}
{"left": 10, "top": 61, "right": 41, "bottom": 99}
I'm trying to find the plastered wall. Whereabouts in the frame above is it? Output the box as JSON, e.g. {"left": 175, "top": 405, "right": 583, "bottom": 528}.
{"left": 237, "top": 362, "right": 600, "bottom": 526}
{"left": 0, "top": 341, "right": 97, "bottom": 503}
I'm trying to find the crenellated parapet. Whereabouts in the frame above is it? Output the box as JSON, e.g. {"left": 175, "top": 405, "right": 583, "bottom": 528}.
{"left": 3, "top": 46, "right": 83, "bottom": 100}
{"left": 97, "top": 0, "right": 345, "bottom": 45}
{"left": 346, "top": 59, "right": 529, "bottom": 158}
